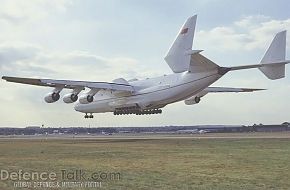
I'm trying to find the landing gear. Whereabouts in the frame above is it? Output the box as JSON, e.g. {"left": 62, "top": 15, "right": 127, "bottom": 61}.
{"left": 194, "top": 96, "right": 201, "bottom": 103}
{"left": 113, "top": 107, "right": 162, "bottom": 115}
{"left": 84, "top": 113, "right": 94, "bottom": 119}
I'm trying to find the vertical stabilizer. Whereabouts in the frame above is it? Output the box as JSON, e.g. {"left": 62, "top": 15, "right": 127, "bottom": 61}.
{"left": 260, "top": 31, "right": 286, "bottom": 64}
{"left": 164, "top": 15, "right": 197, "bottom": 73}
{"left": 259, "top": 31, "right": 287, "bottom": 79}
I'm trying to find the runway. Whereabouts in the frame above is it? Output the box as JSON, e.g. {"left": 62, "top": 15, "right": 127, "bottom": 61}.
{"left": 1, "top": 132, "right": 290, "bottom": 140}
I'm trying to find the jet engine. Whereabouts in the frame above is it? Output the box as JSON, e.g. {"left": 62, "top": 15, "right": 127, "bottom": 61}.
{"left": 79, "top": 89, "right": 99, "bottom": 104}
{"left": 184, "top": 96, "right": 201, "bottom": 105}
{"left": 63, "top": 93, "right": 78, "bottom": 103}
{"left": 44, "top": 92, "right": 60, "bottom": 103}
{"left": 79, "top": 94, "right": 94, "bottom": 104}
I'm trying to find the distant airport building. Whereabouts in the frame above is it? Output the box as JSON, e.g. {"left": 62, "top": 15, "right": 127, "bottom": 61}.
{"left": 0, "top": 122, "right": 289, "bottom": 135}
{"left": 252, "top": 123, "right": 289, "bottom": 132}
{"left": 255, "top": 125, "right": 288, "bottom": 132}
{"left": 194, "top": 123, "right": 290, "bottom": 133}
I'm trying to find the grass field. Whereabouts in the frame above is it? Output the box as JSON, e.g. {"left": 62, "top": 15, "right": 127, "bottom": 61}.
{"left": 0, "top": 134, "right": 290, "bottom": 189}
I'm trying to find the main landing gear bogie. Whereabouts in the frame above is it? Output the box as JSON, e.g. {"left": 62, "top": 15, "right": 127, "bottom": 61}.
{"left": 113, "top": 107, "right": 162, "bottom": 115}
{"left": 83, "top": 107, "right": 163, "bottom": 118}
{"left": 84, "top": 113, "right": 94, "bottom": 119}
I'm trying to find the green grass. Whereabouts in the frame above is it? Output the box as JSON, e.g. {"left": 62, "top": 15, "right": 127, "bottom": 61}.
{"left": 0, "top": 137, "right": 290, "bottom": 189}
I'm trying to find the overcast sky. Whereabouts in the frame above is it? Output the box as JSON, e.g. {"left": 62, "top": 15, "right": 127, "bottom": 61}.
{"left": 0, "top": 0, "right": 290, "bottom": 127}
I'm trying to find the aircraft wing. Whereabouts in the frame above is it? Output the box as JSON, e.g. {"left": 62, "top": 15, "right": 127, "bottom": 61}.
{"left": 185, "top": 87, "right": 265, "bottom": 105}
{"left": 204, "top": 87, "right": 266, "bottom": 93}
{"left": 1, "top": 76, "right": 135, "bottom": 92}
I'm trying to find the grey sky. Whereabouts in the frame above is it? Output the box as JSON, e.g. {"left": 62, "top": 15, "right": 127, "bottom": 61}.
{"left": 0, "top": 0, "right": 289, "bottom": 127}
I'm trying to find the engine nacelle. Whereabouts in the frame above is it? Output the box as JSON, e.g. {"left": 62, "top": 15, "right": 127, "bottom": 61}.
{"left": 79, "top": 94, "right": 94, "bottom": 104}
{"left": 44, "top": 92, "right": 60, "bottom": 103}
{"left": 63, "top": 93, "right": 78, "bottom": 103}
{"left": 184, "top": 96, "right": 201, "bottom": 105}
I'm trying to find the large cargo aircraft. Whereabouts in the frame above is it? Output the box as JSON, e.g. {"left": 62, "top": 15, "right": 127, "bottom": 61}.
{"left": 2, "top": 15, "right": 289, "bottom": 118}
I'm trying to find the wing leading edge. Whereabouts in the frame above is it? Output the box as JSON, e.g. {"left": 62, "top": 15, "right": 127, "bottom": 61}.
{"left": 2, "top": 76, "right": 135, "bottom": 92}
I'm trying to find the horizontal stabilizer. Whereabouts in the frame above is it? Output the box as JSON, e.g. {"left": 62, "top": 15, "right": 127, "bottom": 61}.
{"left": 189, "top": 53, "right": 219, "bottom": 73}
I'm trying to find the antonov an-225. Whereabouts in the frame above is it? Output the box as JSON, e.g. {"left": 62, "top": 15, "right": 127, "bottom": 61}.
{"left": 2, "top": 15, "right": 289, "bottom": 118}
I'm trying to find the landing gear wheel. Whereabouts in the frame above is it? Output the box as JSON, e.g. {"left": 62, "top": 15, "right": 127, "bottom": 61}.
{"left": 84, "top": 113, "right": 89, "bottom": 119}
{"left": 89, "top": 114, "right": 94, "bottom": 118}
{"left": 195, "top": 96, "right": 201, "bottom": 103}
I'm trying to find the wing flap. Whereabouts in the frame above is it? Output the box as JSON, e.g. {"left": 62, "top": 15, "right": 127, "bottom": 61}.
{"left": 41, "top": 79, "right": 134, "bottom": 91}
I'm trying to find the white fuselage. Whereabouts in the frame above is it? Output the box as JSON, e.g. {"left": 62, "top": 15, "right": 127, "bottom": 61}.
{"left": 74, "top": 69, "right": 223, "bottom": 113}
